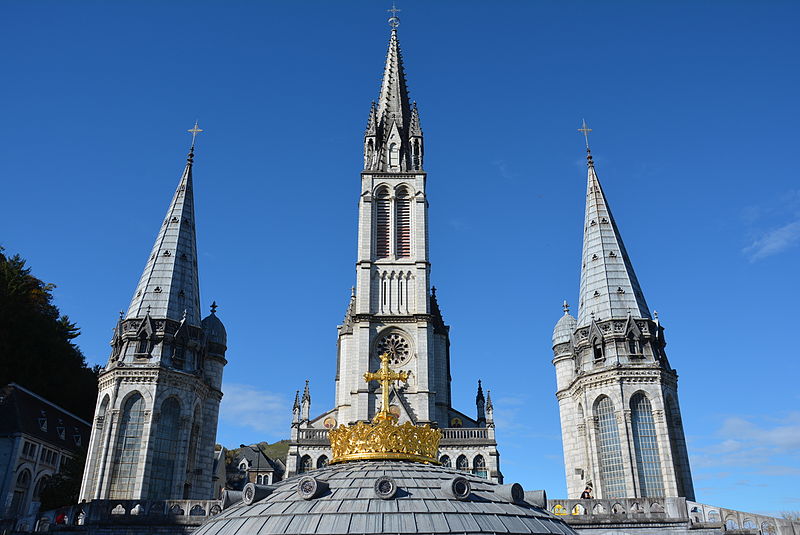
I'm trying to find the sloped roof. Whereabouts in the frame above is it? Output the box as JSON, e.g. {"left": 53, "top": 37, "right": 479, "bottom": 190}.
{"left": 0, "top": 383, "right": 90, "bottom": 452}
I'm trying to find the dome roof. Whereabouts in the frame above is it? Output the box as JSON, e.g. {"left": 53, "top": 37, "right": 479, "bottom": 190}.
{"left": 552, "top": 312, "right": 576, "bottom": 346}
{"left": 201, "top": 310, "right": 227, "bottom": 346}
{"left": 194, "top": 461, "right": 577, "bottom": 535}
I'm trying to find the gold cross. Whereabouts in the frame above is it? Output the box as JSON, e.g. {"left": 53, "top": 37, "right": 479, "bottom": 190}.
{"left": 388, "top": 3, "right": 401, "bottom": 29}
{"left": 364, "top": 353, "right": 408, "bottom": 422}
{"left": 188, "top": 121, "right": 203, "bottom": 148}
{"left": 578, "top": 119, "right": 592, "bottom": 149}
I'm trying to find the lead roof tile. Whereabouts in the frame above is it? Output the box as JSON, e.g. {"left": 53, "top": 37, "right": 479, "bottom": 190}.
{"left": 349, "top": 513, "right": 383, "bottom": 534}
{"left": 315, "top": 513, "right": 352, "bottom": 534}
{"left": 383, "top": 512, "right": 417, "bottom": 533}
{"left": 284, "top": 513, "right": 321, "bottom": 534}
{"left": 473, "top": 513, "right": 509, "bottom": 533}
{"left": 444, "top": 513, "right": 481, "bottom": 531}
{"left": 259, "top": 514, "right": 293, "bottom": 535}
{"left": 368, "top": 498, "right": 399, "bottom": 512}
{"left": 397, "top": 499, "right": 429, "bottom": 513}
{"left": 499, "top": 514, "right": 533, "bottom": 533}
{"left": 337, "top": 499, "right": 370, "bottom": 513}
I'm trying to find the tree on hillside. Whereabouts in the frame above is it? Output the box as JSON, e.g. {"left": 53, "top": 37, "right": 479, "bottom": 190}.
{"left": 0, "top": 247, "right": 98, "bottom": 421}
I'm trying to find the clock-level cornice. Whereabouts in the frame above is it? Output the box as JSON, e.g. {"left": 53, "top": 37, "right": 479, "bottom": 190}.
{"left": 361, "top": 172, "right": 427, "bottom": 178}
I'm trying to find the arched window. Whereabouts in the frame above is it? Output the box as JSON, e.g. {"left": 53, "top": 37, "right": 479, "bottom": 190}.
{"left": 707, "top": 510, "right": 720, "bottom": 522}
{"left": 316, "top": 455, "right": 329, "bottom": 469}
{"left": 388, "top": 142, "right": 399, "bottom": 168}
{"left": 109, "top": 393, "right": 145, "bottom": 499}
{"left": 256, "top": 475, "right": 263, "bottom": 485}
{"left": 375, "top": 187, "right": 390, "bottom": 259}
{"left": 595, "top": 396, "right": 626, "bottom": 498}
{"left": 593, "top": 342, "right": 604, "bottom": 361}
{"left": 395, "top": 188, "right": 411, "bottom": 258}
{"left": 725, "top": 518, "right": 739, "bottom": 530}
{"left": 627, "top": 335, "right": 639, "bottom": 355}
{"left": 473, "top": 455, "right": 487, "bottom": 479}
{"left": 172, "top": 343, "right": 186, "bottom": 370}
{"left": 456, "top": 455, "right": 469, "bottom": 471}
{"left": 148, "top": 397, "right": 181, "bottom": 499}
{"left": 761, "top": 521, "right": 776, "bottom": 534}
{"left": 33, "top": 475, "right": 48, "bottom": 501}
{"left": 299, "top": 455, "right": 312, "bottom": 474}
{"left": 10, "top": 470, "right": 32, "bottom": 514}
{"left": 439, "top": 455, "right": 451, "bottom": 467}
{"left": 185, "top": 405, "right": 201, "bottom": 497}
{"left": 89, "top": 396, "right": 110, "bottom": 495}
{"left": 630, "top": 393, "right": 664, "bottom": 497}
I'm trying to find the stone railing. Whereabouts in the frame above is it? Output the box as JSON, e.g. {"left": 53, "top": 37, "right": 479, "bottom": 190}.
{"left": 38, "top": 499, "right": 224, "bottom": 530}
{"left": 546, "top": 497, "right": 688, "bottom": 524}
{"left": 297, "top": 428, "right": 329, "bottom": 443}
{"left": 296, "top": 425, "right": 493, "bottom": 446}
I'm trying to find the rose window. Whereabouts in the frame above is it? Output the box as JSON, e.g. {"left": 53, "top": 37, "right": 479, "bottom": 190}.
{"left": 376, "top": 333, "right": 411, "bottom": 365}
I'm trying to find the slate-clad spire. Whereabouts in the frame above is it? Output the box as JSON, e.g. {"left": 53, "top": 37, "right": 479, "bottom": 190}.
{"left": 126, "top": 148, "right": 201, "bottom": 325}
{"left": 577, "top": 148, "right": 650, "bottom": 326}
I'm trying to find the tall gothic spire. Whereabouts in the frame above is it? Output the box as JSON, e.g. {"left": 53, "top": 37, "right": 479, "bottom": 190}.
{"left": 363, "top": 19, "right": 423, "bottom": 172}
{"left": 126, "top": 147, "right": 201, "bottom": 325}
{"left": 577, "top": 141, "right": 650, "bottom": 326}
{"left": 376, "top": 27, "right": 412, "bottom": 130}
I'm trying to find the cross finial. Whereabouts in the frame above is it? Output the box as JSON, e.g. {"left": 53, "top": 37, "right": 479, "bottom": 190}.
{"left": 188, "top": 121, "right": 203, "bottom": 149}
{"left": 210, "top": 301, "right": 218, "bottom": 314}
{"left": 388, "top": 3, "right": 401, "bottom": 29}
{"left": 364, "top": 353, "right": 409, "bottom": 422}
{"left": 563, "top": 300, "right": 570, "bottom": 314}
{"left": 578, "top": 119, "right": 592, "bottom": 150}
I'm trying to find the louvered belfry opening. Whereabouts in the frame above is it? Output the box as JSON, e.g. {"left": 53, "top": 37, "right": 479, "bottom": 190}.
{"left": 395, "top": 188, "right": 411, "bottom": 258}
{"left": 376, "top": 187, "right": 391, "bottom": 258}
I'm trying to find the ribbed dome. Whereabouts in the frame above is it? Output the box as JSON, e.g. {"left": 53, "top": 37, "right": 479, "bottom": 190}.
{"left": 201, "top": 311, "right": 227, "bottom": 346}
{"left": 552, "top": 313, "right": 576, "bottom": 346}
{"left": 194, "top": 461, "right": 577, "bottom": 535}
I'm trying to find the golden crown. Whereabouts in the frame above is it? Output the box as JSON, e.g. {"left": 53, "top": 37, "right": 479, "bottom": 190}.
{"left": 329, "top": 419, "right": 441, "bottom": 464}
{"left": 328, "top": 353, "right": 442, "bottom": 464}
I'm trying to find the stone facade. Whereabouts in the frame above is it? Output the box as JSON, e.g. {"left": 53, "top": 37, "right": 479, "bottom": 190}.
{"left": 79, "top": 147, "right": 227, "bottom": 502}
{"left": 552, "top": 149, "right": 693, "bottom": 501}
{"left": 286, "top": 25, "right": 500, "bottom": 482}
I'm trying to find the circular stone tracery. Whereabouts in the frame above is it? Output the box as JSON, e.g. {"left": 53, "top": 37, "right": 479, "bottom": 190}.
{"left": 376, "top": 333, "right": 411, "bottom": 365}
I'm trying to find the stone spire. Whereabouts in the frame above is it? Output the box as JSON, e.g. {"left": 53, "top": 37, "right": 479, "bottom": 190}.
{"left": 363, "top": 23, "right": 423, "bottom": 172}
{"left": 126, "top": 148, "right": 201, "bottom": 325}
{"left": 577, "top": 144, "right": 650, "bottom": 326}
{"left": 476, "top": 380, "right": 486, "bottom": 425}
{"left": 376, "top": 27, "right": 412, "bottom": 132}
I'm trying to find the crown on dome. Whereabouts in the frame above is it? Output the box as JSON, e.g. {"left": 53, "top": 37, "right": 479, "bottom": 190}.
{"left": 202, "top": 301, "right": 227, "bottom": 346}
{"left": 329, "top": 353, "right": 442, "bottom": 465}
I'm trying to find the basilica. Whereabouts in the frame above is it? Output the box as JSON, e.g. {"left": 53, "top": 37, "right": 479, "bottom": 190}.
{"left": 11, "top": 10, "right": 797, "bottom": 535}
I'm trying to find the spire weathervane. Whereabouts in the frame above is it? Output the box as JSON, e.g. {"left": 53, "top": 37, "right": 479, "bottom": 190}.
{"left": 388, "top": 3, "right": 401, "bottom": 29}
{"left": 187, "top": 121, "right": 203, "bottom": 149}
{"left": 578, "top": 119, "right": 592, "bottom": 150}
{"left": 364, "top": 353, "right": 409, "bottom": 422}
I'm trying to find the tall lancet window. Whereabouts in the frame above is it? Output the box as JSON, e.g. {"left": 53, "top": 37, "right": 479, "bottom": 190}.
{"left": 630, "top": 393, "right": 664, "bottom": 496}
{"left": 388, "top": 142, "right": 399, "bottom": 169}
{"left": 375, "top": 187, "right": 391, "bottom": 259}
{"left": 395, "top": 188, "right": 411, "bottom": 258}
{"left": 595, "top": 396, "right": 626, "bottom": 498}
{"left": 109, "top": 393, "right": 145, "bottom": 499}
{"left": 148, "top": 397, "right": 181, "bottom": 498}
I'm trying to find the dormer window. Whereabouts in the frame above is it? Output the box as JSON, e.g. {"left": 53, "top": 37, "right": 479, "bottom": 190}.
{"left": 593, "top": 342, "right": 604, "bottom": 361}
{"left": 173, "top": 344, "right": 186, "bottom": 370}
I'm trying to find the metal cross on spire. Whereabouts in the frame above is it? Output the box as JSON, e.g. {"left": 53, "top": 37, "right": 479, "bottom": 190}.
{"left": 387, "top": 3, "right": 401, "bottom": 29}
{"left": 578, "top": 119, "right": 592, "bottom": 150}
{"left": 187, "top": 121, "right": 203, "bottom": 149}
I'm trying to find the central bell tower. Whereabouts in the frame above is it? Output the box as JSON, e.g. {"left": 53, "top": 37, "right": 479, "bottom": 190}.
{"left": 286, "top": 15, "right": 501, "bottom": 482}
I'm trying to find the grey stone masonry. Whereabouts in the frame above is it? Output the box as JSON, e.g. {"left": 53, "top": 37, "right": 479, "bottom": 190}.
{"left": 552, "top": 148, "right": 693, "bottom": 502}
{"left": 79, "top": 147, "right": 227, "bottom": 503}
{"left": 287, "top": 24, "right": 500, "bottom": 483}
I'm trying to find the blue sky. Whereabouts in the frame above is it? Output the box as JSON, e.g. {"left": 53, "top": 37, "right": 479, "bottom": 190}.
{"left": 2, "top": 0, "right": 799, "bottom": 515}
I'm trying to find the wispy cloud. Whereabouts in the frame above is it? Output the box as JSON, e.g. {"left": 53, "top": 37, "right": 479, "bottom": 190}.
{"left": 742, "top": 189, "right": 800, "bottom": 261}
{"left": 219, "top": 382, "right": 288, "bottom": 434}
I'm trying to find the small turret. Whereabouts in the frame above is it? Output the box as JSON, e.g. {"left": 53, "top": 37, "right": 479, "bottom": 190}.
{"left": 485, "top": 390, "right": 494, "bottom": 427}
{"left": 476, "top": 380, "right": 486, "bottom": 425}
{"left": 291, "top": 391, "right": 300, "bottom": 426}
{"left": 301, "top": 380, "right": 311, "bottom": 422}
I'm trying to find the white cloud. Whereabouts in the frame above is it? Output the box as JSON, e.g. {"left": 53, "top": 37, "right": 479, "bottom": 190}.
{"left": 219, "top": 382, "right": 288, "bottom": 434}
{"left": 743, "top": 219, "right": 800, "bottom": 261}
